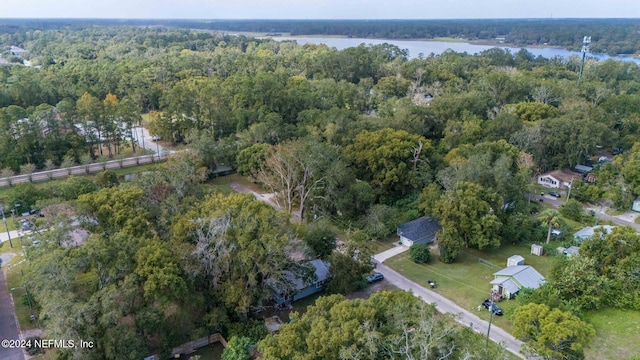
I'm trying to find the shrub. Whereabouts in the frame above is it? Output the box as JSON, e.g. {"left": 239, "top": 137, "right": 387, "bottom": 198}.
{"left": 560, "top": 199, "right": 584, "bottom": 221}
{"left": 409, "top": 244, "right": 432, "bottom": 264}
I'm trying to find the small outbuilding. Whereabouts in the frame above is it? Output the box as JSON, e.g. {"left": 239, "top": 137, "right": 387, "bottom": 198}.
{"left": 574, "top": 164, "right": 593, "bottom": 174}
{"left": 563, "top": 246, "right": 581, "bottom": 257}
{"left": 507, "top": 255, "right": 525, "bottom": 267}
{"left": 531, "top": 244, "right": 544, "bottom": 256}
{"left": 633, "top": 197, "right": 640, "bottom": 212}
{"left": 397, "top": 217, "right": 441, "bottom": 247}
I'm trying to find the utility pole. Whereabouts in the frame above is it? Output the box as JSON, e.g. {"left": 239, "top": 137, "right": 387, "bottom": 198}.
{"left": 579, "top": 36, "right": 591, "bottom": 81}
{"left": 486, "top": 297, "right": 494, "bottom": 349}
{"left": 567, "top": 176, "right": 575, "bottom": 201}
{"left": 0, "top": 205, "right": 13, "bottom": 248}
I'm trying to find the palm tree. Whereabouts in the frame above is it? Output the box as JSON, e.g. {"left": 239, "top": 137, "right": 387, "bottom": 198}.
{"left": 540, "top": 209, "right": 561, "bottom": 244}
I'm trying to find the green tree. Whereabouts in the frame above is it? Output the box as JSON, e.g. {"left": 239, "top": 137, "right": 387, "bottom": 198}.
{"left": 302, "top": 220, "right": 337, "bottom": 259}
{"left": 432, "top": 181, "right": 502, "bottom": 262}
{"left": 344, "top": 128, "right": 432, "bottom": 200}
{"left": 94, "top": 170, "right": 119, "bottom": 188}
{"left": 560, "top": 199, "right": 584, "bottom": 222}
{"left": 258, "top": 291, "right": 511, "bottom": 360}
{"left": 513, "top": 303, "right": 595, "bottom": 360}
{"left": 539, "top": 209, "right": 561, "bottom": 245}
{"left": 172, "top": 193, "right": 295, "bottom": 317}
{"left": 222, "top": 336, "right": 252, "bottom": 360}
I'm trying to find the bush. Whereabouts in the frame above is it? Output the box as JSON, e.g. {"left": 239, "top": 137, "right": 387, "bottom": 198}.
{"left": 303, "top": 220, "right": 337, "bottom": 259}
{"left": 409, "top": 244, "right": 432, "bottom": 264}
{"left": 560, "top": 199, "right": 584, "bottom": 221}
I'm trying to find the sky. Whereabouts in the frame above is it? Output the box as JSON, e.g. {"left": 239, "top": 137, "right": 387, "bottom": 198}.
{"left": 1, "top": 0, "right": 639, "bottom": 19}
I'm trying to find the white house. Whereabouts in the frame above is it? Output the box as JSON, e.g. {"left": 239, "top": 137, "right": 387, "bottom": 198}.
{"left": 537, "top": 169, "right": 580, "bottom": 189}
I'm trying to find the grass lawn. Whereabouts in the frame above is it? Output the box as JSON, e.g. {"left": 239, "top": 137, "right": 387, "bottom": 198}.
{"left": 4, "top": 251, "right": 39, "bottom": 331}
{"left": 584, "top": 308, "right": 640, "bottom": 360}
{"left": 385, "top": 243, "right": 560, "bottom": 334}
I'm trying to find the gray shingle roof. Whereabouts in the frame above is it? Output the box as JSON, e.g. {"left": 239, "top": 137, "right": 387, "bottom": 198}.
{"left": 493, "top": 265, "right": 545, "bottom": 290}
{"left": 397, "top": 217, "right": 441, "bottom": 244}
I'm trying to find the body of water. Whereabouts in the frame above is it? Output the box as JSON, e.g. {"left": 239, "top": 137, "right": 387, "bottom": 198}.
{"left": 276, "top": 36, "right": 640, "bottom": 65}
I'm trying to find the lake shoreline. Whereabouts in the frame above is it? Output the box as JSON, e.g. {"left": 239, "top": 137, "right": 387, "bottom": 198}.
{"left": 237, "top": 31, "right": 638, "bottom": 60}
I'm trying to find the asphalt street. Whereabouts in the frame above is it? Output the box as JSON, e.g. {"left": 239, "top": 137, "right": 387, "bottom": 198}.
{"left": 536, "top": 193, "right": 640, "bottom": 231}
{"left": 0, "top": 266, "right": 25, "bottom": 360}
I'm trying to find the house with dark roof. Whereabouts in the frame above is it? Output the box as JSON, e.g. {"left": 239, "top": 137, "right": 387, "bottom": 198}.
{"left": 490, "top": 265, "right": 545, "bottom": 299}
{"left": 397, "top": 217, "right": 441, "bottom": 247}
{"left": 270, "top": 259, "right": 330, "bottom": 305}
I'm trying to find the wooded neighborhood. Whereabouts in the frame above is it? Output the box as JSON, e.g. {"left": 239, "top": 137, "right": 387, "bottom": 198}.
{"left": 0, "top": 18, "right": 640, "bottom": 360}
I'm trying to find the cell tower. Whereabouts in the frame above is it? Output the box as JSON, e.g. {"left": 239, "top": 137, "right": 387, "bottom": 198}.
{"left": 579, "top": 36, "right": 591, "bottom": 81}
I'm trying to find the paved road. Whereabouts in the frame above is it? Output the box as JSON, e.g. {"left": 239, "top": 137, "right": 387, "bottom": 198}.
{"left": 375, "top": 262, "right": 526, "bottom": 359}
{"left": 0, "top": 230, "right": 26, "bottom": 245}
{"left": 535, "top": 193, "right": 640, "bottom": 232}
{"left": 0, "top": 267, "right": 25, "bottom": 360}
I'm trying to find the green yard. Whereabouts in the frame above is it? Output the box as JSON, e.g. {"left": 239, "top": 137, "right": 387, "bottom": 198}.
{"left": 385, "top": 243, "right": 561, "bottom": 333}
{"left": 4, "top": 251, "right": 39, "bottom": 331}
{"left": 386, "top": 244, "right": 640, "bottom": 359}
{"left": 584, "top": 308, "right": 640, "bottom": 360}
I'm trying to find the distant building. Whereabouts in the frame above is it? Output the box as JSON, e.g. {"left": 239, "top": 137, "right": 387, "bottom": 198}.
{"left": 574, "top": 164, "right": 593, "bottom": 174}
{"left": 537, "top": 169, "right": 580, "bottom": 189}
{"left": 633, "top": 197, "right": 640, "bottom": 212}
{"left": 397, "top": 217, "right": 441, "bottom": 247}
{"left": 10, "top": 46, "right": 27, "bottom": 56}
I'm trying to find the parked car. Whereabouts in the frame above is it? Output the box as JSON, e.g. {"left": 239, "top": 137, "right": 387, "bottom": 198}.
{"left": 366, "top": 272, "right": 384, "bottom": 283}
{"left": 548, "top": 191, "right": 561, "bottom": 198}
{"left": 152, "top": 134, "right": 160, "bottom": 141}
{"left": 481, "top": 299, "right": 503, "bottom": 316}
{"left": 20, "top": 219, "right": 33, "bottom": 231}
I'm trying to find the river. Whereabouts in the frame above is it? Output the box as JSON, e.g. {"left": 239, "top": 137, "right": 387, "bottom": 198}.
{"left": 274, "top": 36, "right": 640, "bottom": 65}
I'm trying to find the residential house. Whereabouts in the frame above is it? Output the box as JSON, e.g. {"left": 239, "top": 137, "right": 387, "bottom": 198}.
{"left": 270, "top": 259, "right": 330, "bottom": 305}
{"left": 397, "top": 216, "right": 441, "bottom": 247}
{"left": 574, "top": 164, "right": 593, "bottom": 174}
{"left": 537, "top": 169, "right": 580, "bottom": 189}
{"left": 10, "top": 46, "right": 27, "bottom": 56}
{"left": 490, "top": 265, "right": 545, "bottom": 299}
{"left": 573, "top": 225, "right": 615, "bottom": 244}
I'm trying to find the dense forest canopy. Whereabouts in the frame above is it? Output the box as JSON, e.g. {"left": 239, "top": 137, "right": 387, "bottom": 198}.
{"left": 2, "top": 18, "right": 640, "bottom": 55}
{"left": 1, "top": 23, "right": 640, "bottom": 359}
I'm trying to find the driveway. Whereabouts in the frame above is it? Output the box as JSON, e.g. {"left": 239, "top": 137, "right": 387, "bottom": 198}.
{"left": 374, "top": 258, "right": 525, "bottom": 359}
{"left": 0, "top": 267, "right": 25, "bottom": 360}
{"left": 229, "top": 182, "right": 281, "bottom": 210}
{"left": 372, "top": 245, "right": 408, "bottom": 263}
{"left": 0, "top": 230, "right": 25, "bottom": 245}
